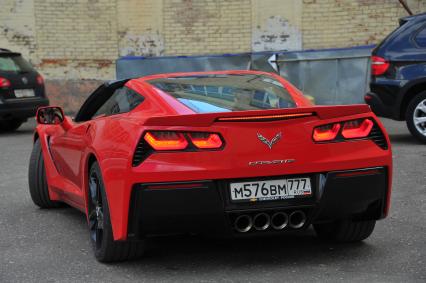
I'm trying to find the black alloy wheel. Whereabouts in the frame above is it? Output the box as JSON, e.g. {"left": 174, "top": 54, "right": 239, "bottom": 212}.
{"left": 88, "top": 170, "right": 104, "bottom": 250}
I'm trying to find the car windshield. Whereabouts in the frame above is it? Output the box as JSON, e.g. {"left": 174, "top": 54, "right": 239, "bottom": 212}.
{"left": 0, "top": 55, "right": 34, "bottom": 73}
{"left": 147, "top": 74, "right": 296, "bottom": 113}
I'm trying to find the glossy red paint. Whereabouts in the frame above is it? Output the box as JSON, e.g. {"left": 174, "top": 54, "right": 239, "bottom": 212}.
{"left": 33, "top": 70, "right": 392, "bottom": 241}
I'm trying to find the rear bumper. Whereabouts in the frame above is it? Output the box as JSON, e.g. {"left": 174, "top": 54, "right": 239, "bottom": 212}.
{"left": 365, "top": 92, "right": 396, "bottom": 119}
{"left": 0, "top": 97, "right": 49, "bottom": 120}
{"left": 127, "top": 167, "right": 389, "bottom": 240}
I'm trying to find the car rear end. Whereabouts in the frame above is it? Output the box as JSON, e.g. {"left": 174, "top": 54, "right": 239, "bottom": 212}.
{"left": 365, "top": 13, "right": 426, "bottom": 120}
{"left": 123, "top": 73, "right": 392, "bottom": 241}
{"left": 0, "top": 50, "right": 49, "bottom": 123}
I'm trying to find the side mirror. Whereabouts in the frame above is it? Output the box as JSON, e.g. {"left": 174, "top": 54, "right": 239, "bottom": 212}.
{"left": 36, "top": 106, "right": 65, "bottom": 125}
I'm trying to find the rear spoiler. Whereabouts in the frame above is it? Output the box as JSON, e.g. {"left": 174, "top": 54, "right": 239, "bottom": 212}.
{"left": 144, "top": 104, "right": 372, "bottom": 127}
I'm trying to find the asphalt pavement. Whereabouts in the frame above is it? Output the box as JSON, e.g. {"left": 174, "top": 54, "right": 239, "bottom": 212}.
{"left": 0, "top": 118, "right": 425, "bottom": 283}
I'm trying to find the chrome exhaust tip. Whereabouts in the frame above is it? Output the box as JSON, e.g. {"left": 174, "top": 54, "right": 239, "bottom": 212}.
{"left": 271, "top": 212, "right": 289, "bottom": 230}
{"left": 253, "top": 212, "right": 270, "bottom": 231}
{"left": 234, "top": 215, "right": 253, "bottom": 233}
{"left": 289, "top": 210, "right": 306, "bottom": 229}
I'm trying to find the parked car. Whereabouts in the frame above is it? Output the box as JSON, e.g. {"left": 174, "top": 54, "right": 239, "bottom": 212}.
{"left": 29, "top": 70, "right": 392, "bottom": 262}
{"left": 0, "top": 48, "right": 49, "bottom": 132}
{"left": 365, "top": 12, "right": 426, "bottom": 143}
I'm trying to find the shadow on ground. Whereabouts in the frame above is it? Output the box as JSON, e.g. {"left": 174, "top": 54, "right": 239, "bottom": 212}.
{"left": 52, "top": 205, "right": 374, "bottom": 272}
{"left": 388, "top": 133, "right": 423, "bottom": 145}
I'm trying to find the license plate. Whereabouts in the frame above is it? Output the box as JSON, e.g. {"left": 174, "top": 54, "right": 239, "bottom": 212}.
{"left": 14, "top": 89, "right": 35, "bottom": 98}
{"left": 230, "top": 177, "right": 312, "bottom": 202}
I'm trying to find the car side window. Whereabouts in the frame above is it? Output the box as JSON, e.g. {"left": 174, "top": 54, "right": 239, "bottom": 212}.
{"left": 93, "top": 87, "right": 144, "bottom": 119}
{"left": 414, "top": 27, "right": 426, "bottom": 48}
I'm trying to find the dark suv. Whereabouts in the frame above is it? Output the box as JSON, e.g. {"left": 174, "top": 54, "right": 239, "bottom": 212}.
{"left": 365, "top": 13, "right": 426, "bottom": 143}
{"left": 0, "top": 48, "right": 49, "bottom": 132}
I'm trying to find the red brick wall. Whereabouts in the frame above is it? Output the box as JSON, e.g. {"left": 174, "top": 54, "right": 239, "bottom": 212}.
{"left": 45, "top": 80, "right": 103, "bottom": 114}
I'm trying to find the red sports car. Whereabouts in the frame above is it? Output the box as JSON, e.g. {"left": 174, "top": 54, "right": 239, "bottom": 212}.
{"left": 29, "top": 70, "right": 392, "bottom": 262}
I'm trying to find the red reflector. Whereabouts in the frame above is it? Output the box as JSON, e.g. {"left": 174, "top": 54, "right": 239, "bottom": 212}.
{"left": 335, "top": 169, "right": 381, "bottom": 178}
{"left": 36, "top": 75, "right": 44, "bottom": 85}
{"left": 146, "top": 183, "right": 206, "bottom": 190}
{"left": 0, "top": 77, "right": 11, "bottom": 88}
{"left": 371, "top": 56, "right": 389, "bottom": 76}
{"left": 313, "top": 123, "right": 341, "bottom": 142}
{"left": 144, "top": 131, "right": 188, "bottom": 150}
{"left": 188, "top": 133, "right": 222, "bottom": 149}
{"left": 342, "top": 119, "right": 373, "bottom": 139}
{"left": 364, "top": 94, "right": 373, "bottom": 101}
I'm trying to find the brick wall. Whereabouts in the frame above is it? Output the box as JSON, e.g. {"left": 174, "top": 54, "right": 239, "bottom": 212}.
{"left": 0, "top": 0, "right": 425, "bottom": 112}
{"left": 2, "top": 0, "right": 423, "bottom": 81}
{"left": 33, "top": 0, "right": 118, "bottom": 80}
{"left": 0, "top": 0, "right": 37, "bottom": 59}
{"left": 163, "top": 0, "right": 252, "bottom": 55}
{"left": 117, "top": 0, "right": 164, "bottom": 56}
{"left": 302, "top": 0, "right": 426, "bottom": 49}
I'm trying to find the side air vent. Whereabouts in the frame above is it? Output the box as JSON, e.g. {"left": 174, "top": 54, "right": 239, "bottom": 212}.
{"left": 368, "top": 124, "right": 388, "bottom": 150}
{"left": 132, "top": 137, "right": 153, "bottom": 167}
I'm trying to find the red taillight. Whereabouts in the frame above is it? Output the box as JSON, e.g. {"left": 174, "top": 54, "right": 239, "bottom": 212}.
{"left": 342, "top": 119, "right": 373, "bottom": 139}
{"left": 36, "top": 75, "right": 44, "bottom": 85}
{"left": 371, "top": 56, "right": 389, "bottom": 76}
{"left": 144, "top": 131, "right": 188, "bottom": 150}
{"left": 313, "top": 123, "right": 341, "bottom": 142}
{"left": 188, "top": 133, "right": 223, "bottom": 149}
{"left": 0, "top": 77, "right": 11, "bottom": 88}
{"left": 143, "top": 131, "right": 224, "bottom": 151}
{"left": 313, "top": 118, "right": 375, "bottom": 142}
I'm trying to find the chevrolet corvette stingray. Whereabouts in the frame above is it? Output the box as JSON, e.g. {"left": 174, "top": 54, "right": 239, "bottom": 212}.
{"left": 28, "top": 70, "right": 392, "bottom": 262}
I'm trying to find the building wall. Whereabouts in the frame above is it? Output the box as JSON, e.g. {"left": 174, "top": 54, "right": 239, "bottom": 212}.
{"left": 302, "top": 0, "right": 426, "bottom": 49}
{"left": 252, "top": 0, "right": 302, "bottom": 52}
{"left": 0, "top": 0, "right": 425, "bottom": 112}
{"left": 33, "top": 0, "right": 118, "bottom": 80}
{"left": 163, "top": 0, "right": 252, "bottom": 55}
{"left": 117, "top": 0, "right": 164, "bottom": 57}
{"left": 0, "top": 0, "right": 37, "bottom": 57}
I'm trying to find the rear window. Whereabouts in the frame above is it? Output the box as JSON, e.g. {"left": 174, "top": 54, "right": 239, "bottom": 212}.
{"left": 0, "top": 55, "right": 34, "bottom": 73}
{"left": 148, "top": 74, "right": 296, "bottom": 113}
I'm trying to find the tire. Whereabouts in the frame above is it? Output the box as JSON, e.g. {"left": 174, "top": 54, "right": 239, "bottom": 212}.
{"left": 28, "top": 139, "right": 61, "bottom": 208}
{"left": 88, "top": 161, "right": 145, "bottom": 262}
{"left": 314, "top": 219, "right": 376, "bottom": 243}
{"left": 0, "top": 119, "right": 23, "bottom": 132}
{"left": 406, "top": 91, "right": 426, "bottom": 143}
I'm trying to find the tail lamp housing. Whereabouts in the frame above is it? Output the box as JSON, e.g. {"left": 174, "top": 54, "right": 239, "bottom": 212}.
{"left": 371, "top": 56, "right": 390, "bottom": 76}
{"left": 312, "top": 124, "right": 341, "bottom": 142}
{"left": 0, "top": 77, "right": 11, "bottom": 88}
{"left": 341, "top": 119, "right": 374, "bottom": 139}
{"left": 144, "top": 132, "right": 188, "bottom": 151}
{"left": 313, "top": 118, "right": 376, "bottom": 143}
{"left": 133, "top": 131, "right": 224, "bottom": 166}
{"left": 143, "top": 131, "right": 223, "bottom": 151}
{"left": 187, "top": 133, "right": 223, "bottom": 149}
{"left": 36, "top": 75, "right": 44, "bottom": 85}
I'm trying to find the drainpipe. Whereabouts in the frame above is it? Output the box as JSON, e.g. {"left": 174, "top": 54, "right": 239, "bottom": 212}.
{"left": 398, "top": 0, "right": 414, "bottom": 16}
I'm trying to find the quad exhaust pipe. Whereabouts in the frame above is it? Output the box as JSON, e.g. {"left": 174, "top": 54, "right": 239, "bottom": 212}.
{"left": 253, "top": 213, "right": 270, "bottom": 231}
{"left": 234, "top": 214, "right": 253, "bottom": 233}
{"left": 271, "top": 212, "right": 289, "bottom": 230}
{"left": 289, "top": 210, "right": 306, "bottom": 229}
{"left": 233, "top": 210, "right": 306, "bottom": 233}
